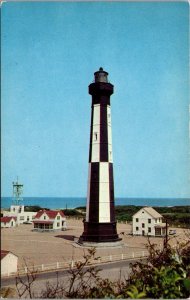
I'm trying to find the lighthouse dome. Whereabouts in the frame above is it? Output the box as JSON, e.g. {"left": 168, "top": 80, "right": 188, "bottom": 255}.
{"left": 94, "top": 67, "right": 108, "bottom": 83}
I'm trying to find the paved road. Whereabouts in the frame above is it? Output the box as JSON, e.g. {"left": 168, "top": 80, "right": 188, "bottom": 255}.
{"left": 1, "top": 258, "right": 141, "bottom": 287}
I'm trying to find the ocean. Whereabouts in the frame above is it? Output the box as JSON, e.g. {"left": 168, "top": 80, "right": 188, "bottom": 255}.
{"left": 1, "top": 197, "right": 190, "bottom": 209}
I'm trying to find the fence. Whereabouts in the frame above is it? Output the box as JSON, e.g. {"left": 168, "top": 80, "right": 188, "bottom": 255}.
{"left": 2, "top": 250, "right": 149, "bottom": 278}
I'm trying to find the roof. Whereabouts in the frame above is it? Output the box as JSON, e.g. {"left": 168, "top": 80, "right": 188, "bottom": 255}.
{"left": 143, "top": 207, "right": 163, "bottom": 218}
{"left": 33, "top": 220, "right": 54, "bottom": 224}
{"left": 34, "top": 210, "right": 65, "bottom": 219}
{"left": 1, "top": 250, "right": 18, "bottom": 260}
{"left": 1, "top": 216, "right": 17, "bottom": 223}
{"left": 1, "top": 250, "right": 9, "bottom": 259}
{"left": 133, "top": 207, "right": 163, "bottom": 219}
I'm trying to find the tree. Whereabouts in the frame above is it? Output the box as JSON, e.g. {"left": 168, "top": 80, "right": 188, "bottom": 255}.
{"left": 16, "top": 263, "right": 37, "bottom": 298}
{"left": 124, "top": 235, "right": 190, "bottom": 299}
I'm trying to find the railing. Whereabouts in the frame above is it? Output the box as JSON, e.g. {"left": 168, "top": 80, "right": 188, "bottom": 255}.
{"left": 2, "top": 250, "right": 149, "bottom": 277}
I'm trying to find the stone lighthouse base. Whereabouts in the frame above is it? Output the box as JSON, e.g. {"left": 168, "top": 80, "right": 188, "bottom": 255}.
{"left": 77, "top": 240, "right": 124, "bottom": 248}
{"left": 79, "top": 221, "right": 122, "bottom": 245}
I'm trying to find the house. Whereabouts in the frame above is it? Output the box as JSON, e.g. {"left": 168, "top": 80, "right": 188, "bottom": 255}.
{"left": 3, "top": 205, "right": 37, "bottom": 225}
{"left": 33, "top": 210, "right": 67, "bottom": 231}
{"left": 1, "top": 250, "right": 18, "bottom": 276}
{"left": 1, "top": 216, "right": 17, "bottom": 228}
{"left": 132, "top": 207, "right": 166, "bottom": 236}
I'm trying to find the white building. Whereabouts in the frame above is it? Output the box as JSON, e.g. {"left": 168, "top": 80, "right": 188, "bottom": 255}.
{"left": 3, "top": 180, "right": 36, "bottom": 225}
{"left": 3, "top": 205, "right": 36, "bottom": 225}
{"left": 1, "top": 250, "right": 18, "bottom": 276}
{"left": 132, "top": 207, "right": 166, "bottom": 236}
{"left": 1, "top": 216, "right": 17, "bottom": 228}
{"left": 33, "top": 210, "right": 67, "bottom": 231}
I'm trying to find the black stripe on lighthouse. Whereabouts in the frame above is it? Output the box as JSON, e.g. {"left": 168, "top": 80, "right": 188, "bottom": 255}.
{"left": 92, "top": 95, "right": 110, "bottom": 106}
{"left": 100, "top": 105, "right": 108, "bottom": 162}
{"left": 88, "top": 162, "right": 99, "bottom": 222}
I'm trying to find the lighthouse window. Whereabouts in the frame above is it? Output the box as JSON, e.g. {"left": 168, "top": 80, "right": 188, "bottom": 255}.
{"left": 94, "top": 132, "right": 98, "bottom": 141}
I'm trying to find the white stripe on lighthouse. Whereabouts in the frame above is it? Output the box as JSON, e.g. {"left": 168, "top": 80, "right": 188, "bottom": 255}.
{"left": 108, "top": 125, "right": 113, "bottom": 163}
{"left": 86, "top": 163, "right": 91, "bottom": 222}
{"left": 107, "top": 106, "right": 113, "bottom": 163}
{"left": 99, "top": 162, "right": 110, "bottom": 222}
{"left": 91, "top": 104, "right": 100, "bottom": 162}
{"left": 107, "top": 105, "right": 111, "bottom": 125}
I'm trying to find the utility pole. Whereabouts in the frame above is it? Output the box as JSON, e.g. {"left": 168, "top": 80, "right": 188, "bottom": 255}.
{"left": 164, "top": 218, "right": 168, "bottom": 248}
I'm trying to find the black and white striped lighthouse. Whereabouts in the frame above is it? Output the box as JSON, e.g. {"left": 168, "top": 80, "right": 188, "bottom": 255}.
{"left": 80, "top": 68, "right": 121, "bottom": 243}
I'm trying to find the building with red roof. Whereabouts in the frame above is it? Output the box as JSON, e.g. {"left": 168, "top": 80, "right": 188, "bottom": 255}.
{"left": 33, "top": 210, "right": 66, "bottom": 231}
{"left": 1, "top": 216, "right": 17, "bottom": 228}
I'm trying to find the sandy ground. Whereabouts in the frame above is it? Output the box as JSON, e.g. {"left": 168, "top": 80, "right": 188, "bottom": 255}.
{"left": 1, "top": 218, "right": 189, "bottom": 268}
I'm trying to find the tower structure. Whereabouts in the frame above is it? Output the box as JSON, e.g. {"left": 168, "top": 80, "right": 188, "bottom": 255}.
{"left": 12, "top": 178, "right": 23, "bottom": 206}
{"left": 80, "top": 68, "right": 121, "bottom": 243}
{"left": 11, "top": 178, "right": 24, "bottom": 215}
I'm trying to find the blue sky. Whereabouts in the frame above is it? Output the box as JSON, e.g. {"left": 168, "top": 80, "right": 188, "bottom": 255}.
{"left": 2, "top": 1, "right": 189, "bottom": 198}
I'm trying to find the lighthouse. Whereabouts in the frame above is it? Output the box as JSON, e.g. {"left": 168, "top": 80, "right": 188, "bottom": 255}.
{"left": 80, "top": 68, "right": 121, "bottom": 243}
